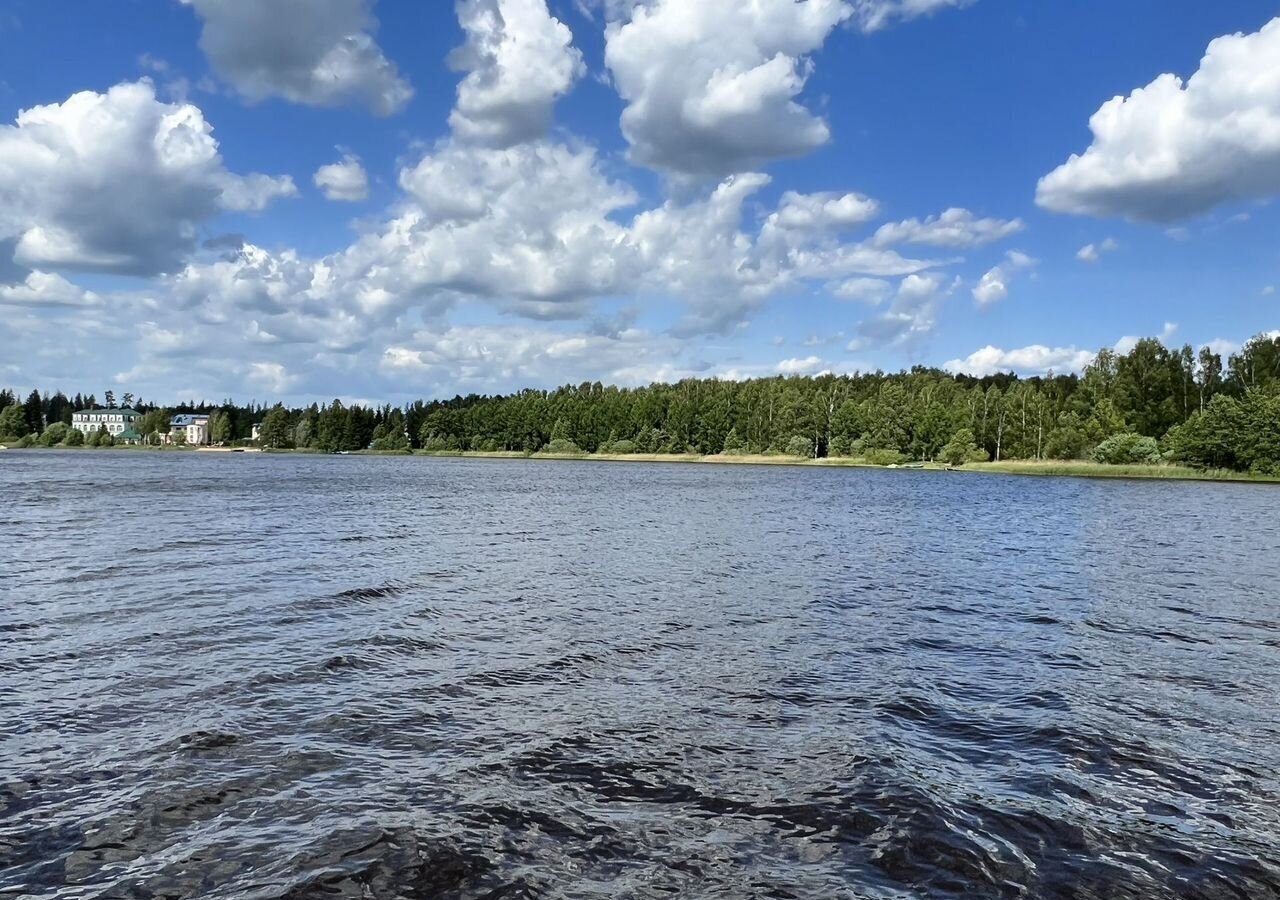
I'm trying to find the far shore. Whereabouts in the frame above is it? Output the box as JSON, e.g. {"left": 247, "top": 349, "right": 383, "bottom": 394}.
{"left": 404, "top": 450, "right": 1280, "bottom": 484}
{"left": 4, "top": 443, "right": 1277, "bottom": 484}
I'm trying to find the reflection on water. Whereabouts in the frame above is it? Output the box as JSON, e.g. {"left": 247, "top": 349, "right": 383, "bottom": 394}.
{"left": 2, "top": 451, "right": 1279, "bottom": 899}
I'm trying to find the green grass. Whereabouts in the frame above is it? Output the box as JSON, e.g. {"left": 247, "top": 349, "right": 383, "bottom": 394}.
{"left": 962, "top": 459, "right": 1280, "bottom": 483}
{"left": 8, "top": 442, "right": 1276, "bottom": 484}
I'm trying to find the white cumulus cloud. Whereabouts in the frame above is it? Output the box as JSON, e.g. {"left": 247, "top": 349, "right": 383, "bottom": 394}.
{"left": 450, "top": 0, "right": 584, "bottom": 147}
{"left": 0, "top": 81, "right": 296, "bottom": 276}
{"left": 873, "top": 207, "right": 1023, "bottom": 248}
{"left": 0, "top": 271, "right": 100, "bottom": 308}
{"left": 776, "top": 355, "right": 826, "bottom": 375}
{"left": 181, "top": 0, "right": 413, "bottom": 115}
{"left": 603, "top": 0, "right": 851, "bottom": 177}
{"left": 1076, "top": 237, "right": 1118, "bottom": 263}
{"left": 944, "top": 344, "right": 1097, "bottom": 377}
{"left": 972, "top": 250, "right": 1037, "bottom": 308}
{"left": 770, "top": 191, "right": 880, "bottom": 231}
{"left": 314, "top": 153, "right": 370, "bottom": 201}
{"left": 1037, "top": 18, "right": 1280, "bottom": 221}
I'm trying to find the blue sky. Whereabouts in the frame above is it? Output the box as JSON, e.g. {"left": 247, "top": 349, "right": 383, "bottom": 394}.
{"left": 1, "top": 0, "right": 1277, "bottom": 404}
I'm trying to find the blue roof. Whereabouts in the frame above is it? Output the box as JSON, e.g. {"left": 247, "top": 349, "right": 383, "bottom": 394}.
{"left": 170, "top": 414, "right": 210, "bottom": 426}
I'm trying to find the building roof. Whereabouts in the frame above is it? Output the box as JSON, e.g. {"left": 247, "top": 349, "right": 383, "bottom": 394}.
{"left": 170, "top": 414, "right": 211, "bottom": 426}
{"left": 76, "top": 408, "right": 140, "bottom": 416}
{"left": 116, "top": 428, "right": 143, "bottom": 441}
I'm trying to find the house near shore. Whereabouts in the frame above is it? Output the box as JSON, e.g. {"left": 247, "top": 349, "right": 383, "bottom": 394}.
{"left": 72, "top": 408, "right": 142, "bottom": 441}
{"left": 163, "top": 414, "right": 212, "bottom": 446}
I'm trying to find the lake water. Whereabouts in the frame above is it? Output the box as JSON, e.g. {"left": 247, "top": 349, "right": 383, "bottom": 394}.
{"left": 2, "top": 451, "right": 1279, "bottom": 899}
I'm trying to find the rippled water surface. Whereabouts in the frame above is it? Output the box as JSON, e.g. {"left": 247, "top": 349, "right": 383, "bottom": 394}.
{"left": 2, "top": 451, "right": 1280, "bottom": 899}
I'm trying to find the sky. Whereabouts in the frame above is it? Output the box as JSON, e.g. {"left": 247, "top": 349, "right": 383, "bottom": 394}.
{"left": 1, "top": 0, "right": 1278, "bottom": 405}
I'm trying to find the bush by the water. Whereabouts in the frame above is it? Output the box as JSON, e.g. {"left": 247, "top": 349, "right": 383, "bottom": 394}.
{"left": 1092, "top": 432, "right": 1161, "bottom": 465}
{"left": 784, "top": 435, "right": 813, "bottom": 457}
{"left": 864, "top": 448, "right": 906, "bottom": 466}
{"left": 543, "top": 438, "right": 582, "bottom": 455}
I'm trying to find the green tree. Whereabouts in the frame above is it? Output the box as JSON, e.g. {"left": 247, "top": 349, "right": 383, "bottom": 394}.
{"left": 1044, "top": 412, "right": 1087, "bottom": 460}
{"left": 64, "top": 427, "right": 85, "bottom": 447}
{"left": 0, "top": 404, "right": 27, "bottom": 441}
{"left": 940, "top": 428, "right": 980, "bottom": 466}
{"left": 317, "top": 399, "right": 346, "bottom": 452}
{"left": 211, "top": 411, "right": 234, "bottom": 444}
{"left": 722, "top": 426, "right": 745, "bottom": 455}
{"left": 23, "top": 390, "right": 43, "bottom": 435}
{"left": 258, "top": 404, "right": 293, "bottom": 449}
{"left": 1197, "top": 346, "right": 1223, "bottom": 412}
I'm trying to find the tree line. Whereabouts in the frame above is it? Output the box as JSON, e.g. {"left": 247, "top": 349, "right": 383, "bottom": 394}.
{"left": 3, "top": 332, "right": 1278, "bottom": 473}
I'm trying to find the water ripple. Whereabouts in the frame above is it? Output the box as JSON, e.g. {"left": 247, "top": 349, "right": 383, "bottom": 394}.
{"left": 1, "top": 451, "right": 1279, "bottom": 899}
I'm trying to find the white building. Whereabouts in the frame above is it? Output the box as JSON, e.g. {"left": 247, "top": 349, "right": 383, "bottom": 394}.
{"left": 166, "top": 414, "right": 212, "bottom": 446}
{"left": 71, "top": 408, "right": 142, "bottom": 439}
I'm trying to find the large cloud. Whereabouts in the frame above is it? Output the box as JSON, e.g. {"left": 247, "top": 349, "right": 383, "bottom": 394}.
{"left": 450, "top": 0, "right": 584, "bottom": 147}
{"left": 181, "top": 0, "right": 413, "bottom": 116}
{"left": 604, "top": 0, "right": 851, "bottom": 177}
{"left": 0, "top": 81, "right": 296, "bottom": 276}
{"left": 1037, "top": 18, "right": 1280, "bottom": 222}
{"left": 944, "top": 344, "right": 1097, "bottom": 377}
{"left": 381, "top": 139, "right": 640, "bottom": 317}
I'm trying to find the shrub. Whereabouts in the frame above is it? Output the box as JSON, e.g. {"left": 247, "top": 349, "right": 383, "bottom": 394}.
{"left": 864, "top": 448, "right": 905, "bottom": 466}
{"left": 420, "top": 436, "right": 457, "bottom": 452}
{"left": 1092, "top": 432, "right": 1161, "bottom": 465}
{"left": 17, "top": 433, "right": 36, "bottom": 448}
{"left": 607, "top": 439, "right": 637, "bottom": 455}
{"left": 38, "top": 423, "right": 69, "bottom": 447}
{"left": 64, "top": 428, "right": 85, "bottom": 447}
{"left": 543, "top": 438, "right": 582, "bottom": 455}
{"left": 828, "top": 435, "right": 852, "bottom": 458}
{"left": 785, "top": 435, "right": 813, "bottom": 458}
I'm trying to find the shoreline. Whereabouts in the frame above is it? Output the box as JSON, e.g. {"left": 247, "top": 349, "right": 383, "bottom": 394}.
{"left": 4, "top": 444, "right": 1277, "bottom": 484}
{"left": 406, "top": 451, "right": 1280, "bottom": 483}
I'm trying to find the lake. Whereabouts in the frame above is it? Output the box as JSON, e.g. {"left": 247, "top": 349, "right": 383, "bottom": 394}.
{"left": 2, "top": 450, "right": 1278, "bottom": 899}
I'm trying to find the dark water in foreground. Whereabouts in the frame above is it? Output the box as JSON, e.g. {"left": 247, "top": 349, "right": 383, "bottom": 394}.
{"left": 2, "top": 451, "right": 1279, "bottom": 899}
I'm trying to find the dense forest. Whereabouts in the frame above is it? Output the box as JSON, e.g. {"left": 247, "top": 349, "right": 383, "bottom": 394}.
{"left": 3, "top": 332, "right": 1279, "bottom": 473}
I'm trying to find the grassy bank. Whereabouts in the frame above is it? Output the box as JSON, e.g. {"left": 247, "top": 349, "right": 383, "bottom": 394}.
{"left": 960, "top": 459, "right": 1280, "bottom": 483}
{"left": 414, "top": 450, "right": 1278, "bottom": 483}
{"left": 7, "top": 443, "right": 1275, "bottom": 483}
